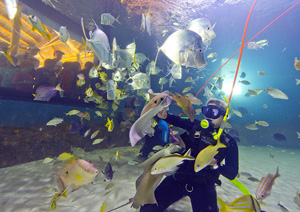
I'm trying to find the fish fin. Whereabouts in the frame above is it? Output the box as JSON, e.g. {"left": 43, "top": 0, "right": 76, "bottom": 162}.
{"left": 55, "top": 83, "right": 64, "bottom": 92}
{"left": 45, "top": 32, "right": 52, "bottom": 41}
{"left": 217, "top": 197, "right": 227, "bottom": 212}
{"left": 4, "top": 45, "right": 16, "bottom": 66}
{"left": 53, "top": 173, "right": 66, "bottom": 194}
{"left": 115, "top": 15, "right": 121, "bottom": 25}
{"left": 183, "top": 148, "right": 192, "bottom": 157}
{"left": 254, "top": 120, "right": 258, "bottom": 125}
{"left": 153, "top": 45, "right": 161, "bottom": 73}
{"left": 147, "top": 6, "right": 152, "bottom": 18}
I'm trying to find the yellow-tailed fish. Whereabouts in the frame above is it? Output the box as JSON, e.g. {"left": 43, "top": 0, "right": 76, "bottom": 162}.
{"left": 100, "top": 200, "right": 105, "bottom": 212}
{"left": 151, "top": 149, "right": 194, "bottom": 175}
{"left": 90, "top": 129, "right": 100, "bottom": 139}
{"left": 194, "top": 137, "right": 226, "bottom": 172}
{"left": 218, "top": 195, "right": 261, "bottom": 212}
{"left": 294, "top": 57, "right": 300, "bottom": 70}
{"left": 105, "top": 117, "right": 114, "bottom": 132}
{"left": 65, "top": 110, "right": 80, "bottom": 116}
{"left": 58, "top": 152, "right": 76, "bottom": 161}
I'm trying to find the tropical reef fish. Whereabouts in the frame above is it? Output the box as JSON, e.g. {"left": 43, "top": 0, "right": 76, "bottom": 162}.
{"left": 126, "top": 40, "right": 136, "bottom": 56}
{"left": 294, "top": 57, "right": 300, "bottom": 70}
{"left": 154, "top": 30, "right": 206, "bottom": 68}
{"left": 105, "top": 117, "right": 114, "bottom": 132}
{"left": 28, "top": 15, "right": 52, "bottom": 40}
{"left": 255, "top": 167, "right": 280, "bottom": 201}
{"left": 272, "top": 133, "right": 286, "bottom": 141}
{"left": 102, "top": 162, "right": 115, "bottom": 181}
{"left": 140, "top": 13, "right": 145, "bottom": 32}
{"left": 247, "top": 40, "right": 268, "bottom": 50}
{"left": 112, "top": 49, "right": 133, "bottom": 69}
{"left": 34, "top": 84, "right": 63, "bottom": 101}
{"left": 245, "top": 123, "right": 258, "bottom": 130}
{"left": 194, "top": 137, "right": 226, "bottom": 172}
{"left": 101, "top": 13, "right": 121, "bottom": 27}
{"left": 207, "top": 52, "right": 217, "bottom": 59}
{"left": 92, "top": 138, "right": 104, "bottom": 145}
{"left": 81, "top": 18, "right": 110, "bottom": 64}
{"left": 107, "top": 80, "right": 116, "bottom": 100}
{"left": 255, "top": 120, "right": 269, "bottom": 127}
{"left": 167, "top": 64, "right": 182, "bottom": 79}
{"left": 240, "top": 72, "right": 246, "bottom": 78}
{"left": 218, "top": 195, "right": 261, "bottom": 212}
{"left": 258, "top": 71, "right": 266, "bottom": 76}
{"left": 186, "top": 18, "right": 216, "bottom": 48}
{"left": 53, "top": 159, "right": 98, "bottom": 195}
{"left": 126, "top": 73, "right": 151, "bottom": 90}
{"left": 129, "top": 90, "right": 172, "bottom": 147}
{"left": 145, "top": 7, "right": 151, "bottom": 36}
{"left": 59, "top": 26, "right": 70, "bottom": 43}
{"left": 239, "top": 80, "right": 250, "bottom": 85}
{"left": 264, "top": 87, "right": 288, "bottom": 100}
{"left": 46, "top": 118, "right": 63, "bottom": 126}
{"left": 151, "top": 149, "right": 194, "bottom": 175}
{"left": 277, "top": 201, "right": 289, "bottom": 212}
{"left": 58, "top": 152, "right": 76, "bottom": 161}
{"left": 170, "top": 92, "right": 195, "bottom": 122}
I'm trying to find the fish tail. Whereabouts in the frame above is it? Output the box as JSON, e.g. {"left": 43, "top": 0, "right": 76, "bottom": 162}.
{"left": 55, "top": 83, "right": 64, "bottom": 92}
{"left": 254, "top": 120, "right": 258, "bottom": 125}
{"left": 4, "top": 46, "right": 16, "bottom": 66}
{"left": 217, "top": 197, "right": 228, "bottom": 212}
{"left": 275, "top": 166, "right": 280, "bottom": 178}
{"left": 115, "top": 15, "right": 121, "bottom": 25}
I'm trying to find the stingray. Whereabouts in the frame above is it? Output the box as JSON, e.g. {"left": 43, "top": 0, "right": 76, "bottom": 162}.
{"left": 154, "top": 29, "right": 206, "bottom": 69}
{"left": 129, "top": 90, "right": 172, "bottom": 147}
{"left": 106, "top": 144, "right": 183, "bottom": 212}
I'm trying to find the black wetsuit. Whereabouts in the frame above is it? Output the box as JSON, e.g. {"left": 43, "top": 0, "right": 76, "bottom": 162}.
{"left": 140, "top": 114, "right": 239, "bottom": 212}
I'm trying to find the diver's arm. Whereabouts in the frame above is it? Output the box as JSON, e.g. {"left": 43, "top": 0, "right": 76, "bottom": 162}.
{"left": 215, "top": 141, "right": 239, "bottom": 180}
{"left": 164, "top": 113, "right": 195, "bottom": 131}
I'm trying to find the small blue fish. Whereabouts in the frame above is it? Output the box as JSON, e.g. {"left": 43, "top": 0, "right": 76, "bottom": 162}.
{"left": 240, "top": 72, "right": 246, "bottom": 78}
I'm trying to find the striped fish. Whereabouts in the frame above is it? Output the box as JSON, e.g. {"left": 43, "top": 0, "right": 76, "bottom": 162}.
{"left": 194, "top": 138, "right": 226, "bottom": 172}
{"left": 294, "top": 57, "right": 300, "bottom": 70}
{"left": 255, "top": 167, "right": 280, "bottom": 201}
{"left": 218, "top": 195, "right": 261, "bottom": 212}
{"left": 151, "top": 149, "right": 194, "bottom": 175}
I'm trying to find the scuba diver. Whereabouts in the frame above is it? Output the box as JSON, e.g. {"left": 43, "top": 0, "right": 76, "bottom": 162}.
{"left": 140, "top": 98, "right": 239, "bottom": 212}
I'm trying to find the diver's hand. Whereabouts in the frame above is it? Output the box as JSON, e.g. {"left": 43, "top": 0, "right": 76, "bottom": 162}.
{"left": 158, "top": 107, "right": 167, "bottom": 119}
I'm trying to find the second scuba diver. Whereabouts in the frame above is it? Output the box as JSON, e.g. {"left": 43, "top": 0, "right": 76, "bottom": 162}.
{"left": 140, "top": 98, "right": 239, "bottom": 212}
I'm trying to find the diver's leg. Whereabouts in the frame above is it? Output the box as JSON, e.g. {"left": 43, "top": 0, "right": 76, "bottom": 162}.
{"left": 140, "top": 176, "right": 186, "bottom": 212}
{"left": 189, "top": 184, "right": 218, "bottom": 212}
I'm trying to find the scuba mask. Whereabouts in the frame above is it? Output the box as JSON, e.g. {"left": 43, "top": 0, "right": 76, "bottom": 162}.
{"left": 201, "top": 105, "right": 225, "bottom": 119}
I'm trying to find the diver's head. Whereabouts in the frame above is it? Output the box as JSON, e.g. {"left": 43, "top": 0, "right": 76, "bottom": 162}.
{"left": 202, "top": 98, "right": 227, "bottom": 128}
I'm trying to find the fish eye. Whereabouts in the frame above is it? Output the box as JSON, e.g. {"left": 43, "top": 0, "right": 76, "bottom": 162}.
{"left": 199, "top": 49, "right": 202, "bottom": 53}
{"left": 66, "top": 171, "right": 68, "bottom": 174}
{"left": 207, "top": 27, "right": 210, "bottom": 30}
{"left": 154, "top": 100, "right": 157, "bottom": 104}
{"left": 160, "top": 97, "right": 164, "bottom": 101}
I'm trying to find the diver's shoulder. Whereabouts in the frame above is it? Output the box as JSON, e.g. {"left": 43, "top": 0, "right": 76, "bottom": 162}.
{"left": 222, "top": 132, "right": 236, "bottom": 145}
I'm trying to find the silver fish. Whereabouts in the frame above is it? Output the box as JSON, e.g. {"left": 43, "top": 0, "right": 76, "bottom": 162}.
{"left": 186, "top": 18, "right": 216, "bottom": 48}
{"left": 140, "top": 13, "right": 145, "bottom": 32}
{"left": 264, "top": 87, "right": 288, "bottom": 100}
{"left": 59, "top": 26, "right": 70, "bottom": 43}
{"left": 145, "top": 12, "right": 151, "bottom": 36}
{"left": 155, "top": 30, "right": 206, "bottom": 68}
{"left": 81, "top": 18, "right": 110, "bottom": 64}
{"left": 112, "top": 49, "right": 133, "bottom": 69}
{"left": 107, "top": 80, "right": 116, "bottom": 100}
{"left": 101, "top": 13, "right": 120, "bottom": 27}
{"left": 129, "top": 91, "right": 172, "bottom": 147}
{"left": 256, "top": 167, "right": 280, "bottom": 201}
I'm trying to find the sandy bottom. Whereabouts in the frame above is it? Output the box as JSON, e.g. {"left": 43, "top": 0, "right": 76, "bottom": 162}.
{"left": 0, "top": 145, "right": 300, "bottom": 212}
